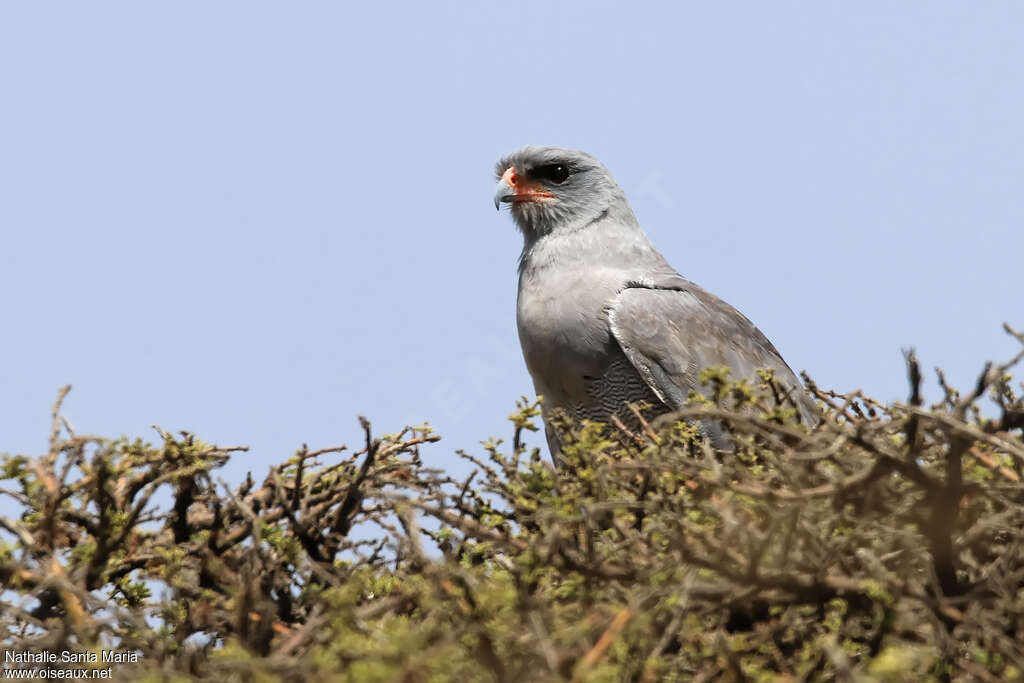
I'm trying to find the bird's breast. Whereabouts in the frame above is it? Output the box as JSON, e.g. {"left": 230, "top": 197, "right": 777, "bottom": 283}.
{"left": 516, "top": 269, "right": 622, "bottom": 404}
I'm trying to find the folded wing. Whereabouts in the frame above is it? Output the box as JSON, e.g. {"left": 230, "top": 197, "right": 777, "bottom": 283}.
{"left": 607, "top": 274, "right": 818, "bottom": 425}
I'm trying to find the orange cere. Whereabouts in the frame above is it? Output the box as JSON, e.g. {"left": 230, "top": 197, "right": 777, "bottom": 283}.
{"left": 502, "top": 167, "right": 552, "bottom": 201}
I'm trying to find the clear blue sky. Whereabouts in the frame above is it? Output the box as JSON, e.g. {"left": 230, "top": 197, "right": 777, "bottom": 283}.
{"left": 2, "top": 3, "right": 1022, "bottom": 489}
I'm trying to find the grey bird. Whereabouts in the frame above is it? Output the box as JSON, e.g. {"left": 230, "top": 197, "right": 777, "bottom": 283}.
{"left": 494, "top": 145, "right": 817, "bottom": 457}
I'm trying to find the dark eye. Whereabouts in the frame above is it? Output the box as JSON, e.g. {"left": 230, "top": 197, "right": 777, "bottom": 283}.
{"left": 530, "top": 163, "right": 571, "bottom": 184}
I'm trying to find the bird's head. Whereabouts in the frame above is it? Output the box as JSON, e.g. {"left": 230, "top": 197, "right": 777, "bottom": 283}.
{"left": 494, "top": 146, "right": 626, "bottom": 237}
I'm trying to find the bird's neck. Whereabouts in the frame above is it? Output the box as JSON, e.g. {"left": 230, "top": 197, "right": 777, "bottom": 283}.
{"left": 517, "top": 208, "right": 659, "bottom": 279}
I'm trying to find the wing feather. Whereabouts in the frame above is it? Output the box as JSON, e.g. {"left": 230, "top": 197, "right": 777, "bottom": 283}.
{"left": 607, "top": 275, "right": 817, "bottom": 423}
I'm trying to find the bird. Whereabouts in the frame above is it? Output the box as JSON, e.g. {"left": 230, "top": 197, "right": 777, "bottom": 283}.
{"left": 493, "top": 145, "right": 817, "bottom": 459}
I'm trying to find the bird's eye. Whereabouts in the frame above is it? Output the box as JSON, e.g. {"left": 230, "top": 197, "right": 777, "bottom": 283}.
{"left": 530, "top": 163, "right": 571, "bottom": 184}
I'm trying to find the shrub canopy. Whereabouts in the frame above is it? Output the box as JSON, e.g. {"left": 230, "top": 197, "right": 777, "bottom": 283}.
{"left": 2, "top": 327, "right": 1024, "bottom": 681}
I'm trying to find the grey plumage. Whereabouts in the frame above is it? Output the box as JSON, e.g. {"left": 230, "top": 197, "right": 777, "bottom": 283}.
{"left": 495, "top": 145, "right": 816, "bottom": 457}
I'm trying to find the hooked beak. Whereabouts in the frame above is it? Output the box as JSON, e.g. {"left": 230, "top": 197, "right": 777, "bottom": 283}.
{"left": 494, "top": 168, "right": 517, "bottom": 210}
{"left": 493, "top": 167, "right": 553, "bottom": 210}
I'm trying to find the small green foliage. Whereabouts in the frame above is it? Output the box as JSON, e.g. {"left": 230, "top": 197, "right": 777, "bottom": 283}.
{"left": 1, "top": 453, "right": 29, "bottom": 480}
{"left": 111, "top": 576, "right": 152, "bottom": 608}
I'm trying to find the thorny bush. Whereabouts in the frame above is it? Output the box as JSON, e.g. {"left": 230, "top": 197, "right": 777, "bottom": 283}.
{"left": 2, "top": 325, "right": 1024, "bottom": 681}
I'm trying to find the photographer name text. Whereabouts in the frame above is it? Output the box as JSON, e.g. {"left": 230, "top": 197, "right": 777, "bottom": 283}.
{"left": 4, "top": 650, "right": 138, "bottom": 664}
